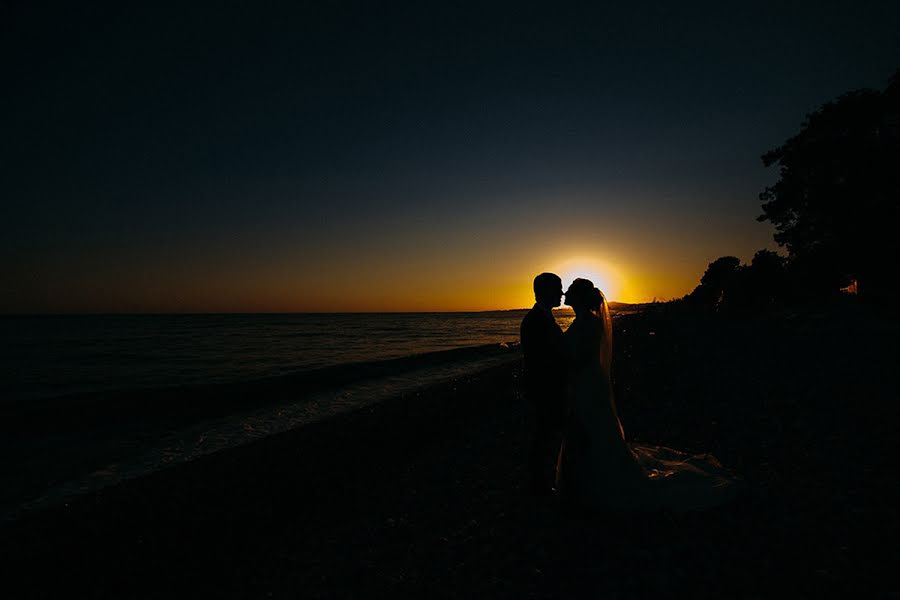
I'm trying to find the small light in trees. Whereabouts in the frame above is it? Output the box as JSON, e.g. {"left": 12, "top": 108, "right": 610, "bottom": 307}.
{"left": 841, "top": 279, "right": 859, "bottom": 295}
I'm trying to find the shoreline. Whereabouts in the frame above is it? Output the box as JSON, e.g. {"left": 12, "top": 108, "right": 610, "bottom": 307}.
{"left": 2, "top": 309, "right": 897, "bottom": 597}
{"left": 1, "top": 345, "right": 521, "bottom": 521}
{"left": 3, "top": 359, "right": 536, "bottom": 597}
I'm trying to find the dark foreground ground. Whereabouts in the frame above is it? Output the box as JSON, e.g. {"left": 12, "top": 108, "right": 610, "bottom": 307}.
{"left": 3, "top": 306, "right": 899, "bottom": 598}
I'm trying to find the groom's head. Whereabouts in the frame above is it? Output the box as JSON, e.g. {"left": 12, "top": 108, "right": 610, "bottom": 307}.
{"left": 533, "top": 272, "right": 563, "bottom": 308}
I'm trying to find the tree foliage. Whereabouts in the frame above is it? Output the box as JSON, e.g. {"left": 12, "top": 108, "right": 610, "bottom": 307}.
{"left": 688, "top": 256, "right": 742, "bottom": 309}
{"left": 688, "top": 251, "right": 790, "bottom": 311}
{"left": 758, "top": 69, "right": 900, "bottom": 299}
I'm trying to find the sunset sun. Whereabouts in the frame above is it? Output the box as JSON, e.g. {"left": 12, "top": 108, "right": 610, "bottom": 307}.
{"left": 555, "top": 257, "right": 624, "bottom": 303}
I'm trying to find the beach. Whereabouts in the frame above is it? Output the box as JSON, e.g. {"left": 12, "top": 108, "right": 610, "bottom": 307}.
{"left": 3, "top": 307, "right": 897, "bottom": 598}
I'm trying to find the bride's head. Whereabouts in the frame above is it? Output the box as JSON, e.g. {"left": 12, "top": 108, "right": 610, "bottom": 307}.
{"left": 564, "top": 278, "right": 605, "bottom": 315}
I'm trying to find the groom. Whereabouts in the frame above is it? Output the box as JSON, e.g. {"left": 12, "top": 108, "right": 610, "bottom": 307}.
{"left": 520, "top": 272, "right": 567, "bottom": 496}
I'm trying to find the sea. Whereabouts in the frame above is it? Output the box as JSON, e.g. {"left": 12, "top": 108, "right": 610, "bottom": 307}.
{"left": 1, "top": 310, "right": 581, "bottom": 519}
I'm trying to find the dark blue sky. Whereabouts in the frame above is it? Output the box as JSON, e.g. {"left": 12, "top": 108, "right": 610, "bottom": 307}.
{"left": 3, "top": 1, "right": 900, "bottom": 311}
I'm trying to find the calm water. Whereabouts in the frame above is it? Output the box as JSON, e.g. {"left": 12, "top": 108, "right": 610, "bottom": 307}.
{"left": 1, "top": 310, "right": 575, "bottom": 404}
{"left": 1, "top": 310, "right": 585, "bottom": 518}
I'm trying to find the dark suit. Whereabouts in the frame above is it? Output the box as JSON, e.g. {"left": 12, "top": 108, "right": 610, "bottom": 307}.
{"left": 520, "top": 305, "right": 567, "bottom": 493}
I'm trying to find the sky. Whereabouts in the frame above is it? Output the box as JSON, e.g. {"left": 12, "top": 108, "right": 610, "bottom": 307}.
{"left": 3, "top": 1, "right": 900, "bottom": 312}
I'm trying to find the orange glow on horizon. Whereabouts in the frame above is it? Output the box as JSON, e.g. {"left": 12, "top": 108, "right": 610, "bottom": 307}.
{"left": 2, "top": 252, "right": 702, "bottom": 313}
{"left": 4, "top": 209, "right": 774, "bottom": 314}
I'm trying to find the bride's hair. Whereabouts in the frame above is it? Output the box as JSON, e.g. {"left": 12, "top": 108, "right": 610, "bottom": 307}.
{"left": 568, "top": 277, "right": 613, "bottom": 373}
{"left": 588, "top": 287, "right": 604, "bottom": 313}
{"left": 567, "top": 278, "right": 605, "bottom": 313}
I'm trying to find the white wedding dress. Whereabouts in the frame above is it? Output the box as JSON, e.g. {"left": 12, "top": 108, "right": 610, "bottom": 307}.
{"left": 556, "top": 306, "right": 739, "bottom": 512}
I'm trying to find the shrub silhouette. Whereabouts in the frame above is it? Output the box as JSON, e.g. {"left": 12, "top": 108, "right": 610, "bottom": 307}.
{"left": 688, "top": 256, "right": 741, "bottom": 309}
{"left": 687, "top": 251, "right": 790, "bottom": 312}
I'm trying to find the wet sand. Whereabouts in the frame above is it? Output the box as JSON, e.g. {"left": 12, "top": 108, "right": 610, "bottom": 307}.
{"left": 2, "top": 307, "right": 897, "bottom": 598}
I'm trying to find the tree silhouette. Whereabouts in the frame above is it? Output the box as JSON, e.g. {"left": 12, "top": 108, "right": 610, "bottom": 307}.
{"left": 686, "top": 251, "right": 791, "bottom": 311}
{"left": 746, "top": 249, "right": 788, "bottom": 306}
{"left": 758, "top": 69, "right": 900, "bottom": 300}
{"left": 688, "top": 256, "right": 741, "bottom": 309}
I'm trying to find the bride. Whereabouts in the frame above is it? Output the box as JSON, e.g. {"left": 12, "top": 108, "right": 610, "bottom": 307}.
{"left": 556, "top": 278, "right": 740, "bottom": 511}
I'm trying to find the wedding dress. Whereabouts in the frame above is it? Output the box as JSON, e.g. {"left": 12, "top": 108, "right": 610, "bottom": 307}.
{"left": 555, "top": 304, "right": 739, "bottom": 512}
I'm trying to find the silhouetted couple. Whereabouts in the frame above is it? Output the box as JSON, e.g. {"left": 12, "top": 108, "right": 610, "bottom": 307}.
{"left": 521, "top": 273, "right": 739, "bottom": 512}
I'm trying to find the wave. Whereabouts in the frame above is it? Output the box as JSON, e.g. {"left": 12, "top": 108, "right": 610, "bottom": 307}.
{"left": 3, "top": 342, "right": 520, "bottom": 432}
{"left": 0, "top": 342, "right": 522, "bottom": 520}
